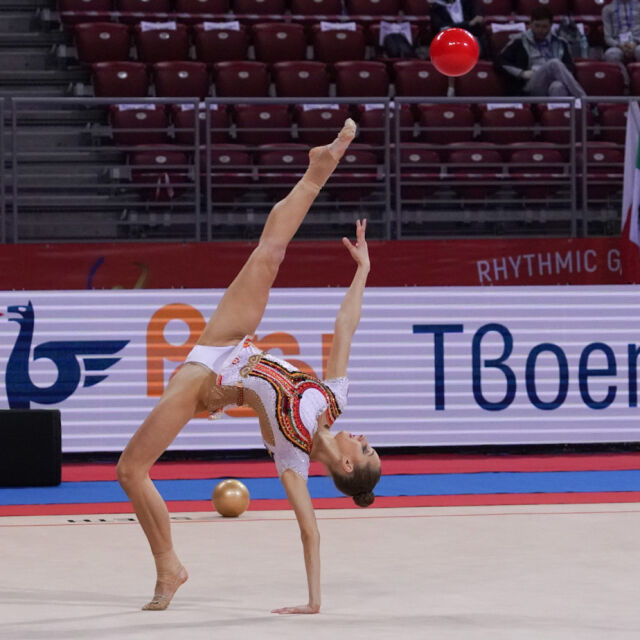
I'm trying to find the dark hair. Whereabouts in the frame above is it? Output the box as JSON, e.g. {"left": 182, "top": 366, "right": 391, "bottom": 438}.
{"left": 331, "top": 462, "right": 381, "bottom": 508}
{"left": 530, "top": 6, "right": 553, "bottom": 22}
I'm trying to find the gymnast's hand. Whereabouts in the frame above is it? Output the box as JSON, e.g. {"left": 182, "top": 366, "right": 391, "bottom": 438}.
{"left": 271, "top": 603, "right": 321, "bottom": 615}
{"left": 342, "top": 218, "right": 370, "bottom": 271}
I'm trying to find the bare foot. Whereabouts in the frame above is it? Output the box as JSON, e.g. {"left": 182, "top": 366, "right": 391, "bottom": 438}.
{"left": 142, "top": 562, "right": 189, "bottom": 611}
{"left": 304, "top": 119, "right": 357, "bottom": 190}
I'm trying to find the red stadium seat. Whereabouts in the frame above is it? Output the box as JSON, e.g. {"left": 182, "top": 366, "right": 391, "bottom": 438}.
{"left": 402, "top": 0, "right": 430, "bottom": 15}
{"left": 476, "top": 0, "right": 514, "bottom": 15}
{"left": 480, "top": 104, "right": 535, "bottom": 145}
{"left": 398, "top": 143, "right": 442, "bottom": 200}
{"left": 252, "top": 23, "right": 307, "bottom": 64}
{"left": 393, "top": 60, "right": 448, "bottom": 97}
{"left": 355, "top": 103, "right": 415, "bottom": 144}
{"left": 290, "top": 0, "right": 343, "bottom": 14}
{"left": 417, "top": 104, "right": 475, "bottom": 145}
{"left": 446, "top": 143, "right": 504, "bottom": 200}
{"left": 368, "top": 22, "right": 420, "bottom": 50}
{"left": 628, "top": 62, "right": 640, "bottom": 96}
{"left": 272, "top": 61, "right": 330, "bottom": 97}
{"left": 257, "top": 143, "right": 309, "bottom": 197}
{"left": 574, "top": 61, "right": 625, "bottom": 96}
{"left": 110, "top": 104, "right": 169, "bottom": 146}
{"left": 454, "top": 60, "right": 506, "bottom": 97}
{"left": 334, "top": 61, "right": 389, "bottom": 97}
{"left": 577, "top": 141, "right": 624, "bottom": 202}
{"left": 515, "top": 0, "right": 569, "bottom": 16}
{"left": 153, "top": 61, "right": 210, "bottom": 98}
{"left": 134, "top": 23, "right": 189, "bottom": 63}
{"left": 487, "top": 21, "right": 526, "bottom": 57}
{"left": 328, "top": 144, "right": 380, "bottom": 200}
{"left": 295, "top": 104, "right": 350, "bottom": 145}
{"left": 232, "top": 0, "right": 286, "bottom": 13}
{"left": 571, "top": 0, "right": 604, "bottom": 15}
{"left": 598, "top": 103, "right": 627, "bottom": 145}
{"left": 129, "top": 147, "right": 191, "bottom": 202}
{"left": 213, "top": 61, "right": 270, "bottom": 97}
{"left": 538, "top": 102, "right": 595, "bottom": 147}
{"left": 74, "top": 22, "right": 130, "bottom": 64}
{"left": 507, "top": 143, "right": 566, "bottom": 197}
{"left": 234, "top": 104, "right": 292, "bottom": 145}
{"left": 194, "top": 23, "right": 249, "bottom": 63}
{"left": 346, "top": 0, "right": 400, "bottom": 15}
{"left": 92, "top": 61, "right": 149, "bottom": 97}
{"left": 171, "top": 103, "right": 229, "bottom": 144}
{"left": 311, "top": 23, "right": 366, "bottom": 64}
{"left": 116, "top": 0, "right": 171, "bottom": 11}
{"left": 200, "top": 144, "right": 253, "bottom": 202}
{"left": 175, "top": 0, "right": 230, "bottom": 15}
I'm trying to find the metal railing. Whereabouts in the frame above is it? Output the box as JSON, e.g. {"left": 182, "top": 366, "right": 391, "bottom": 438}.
{"left": 1, "top": 95, "right": 628, "bottom": 243}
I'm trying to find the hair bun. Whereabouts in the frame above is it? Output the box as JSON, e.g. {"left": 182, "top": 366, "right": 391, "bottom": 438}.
{"left": 353, "top": 492, "right": 375, "bottom": 508}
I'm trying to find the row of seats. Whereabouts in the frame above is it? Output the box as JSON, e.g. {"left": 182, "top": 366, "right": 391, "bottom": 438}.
{"left": 59, "top": 0, "right": 608, "bottom": 19}
{"left": 74, "top": 21, "right": 413, "bottom": 64}
{"left": 127, "top": 141, "right": 622, "bottom": 203}
{"left": 90, "top": 58, "right": 631, "bottom": 99}
{"left": 106, "top": 101, "right": 627, "bottom": 148}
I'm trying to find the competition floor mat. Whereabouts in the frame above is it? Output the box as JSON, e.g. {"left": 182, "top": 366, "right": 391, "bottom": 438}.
{"left": 2, "top": 453, "right": 640, "bottom": 516}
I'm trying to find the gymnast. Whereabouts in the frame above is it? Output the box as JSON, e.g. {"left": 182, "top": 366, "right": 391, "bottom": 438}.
{"left": 116, "top": 118, "right": 381, "bottom": 614}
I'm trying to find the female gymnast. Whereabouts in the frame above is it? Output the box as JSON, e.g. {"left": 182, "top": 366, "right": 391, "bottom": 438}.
{"left": 116, "top": 119, "right": 382, "bottom": 614}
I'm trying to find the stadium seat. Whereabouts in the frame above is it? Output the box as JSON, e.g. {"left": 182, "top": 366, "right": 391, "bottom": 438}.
{"left": 200, "top": 144, "right": 253, "bottom": 203}
{"left": 311, "top": 23, "right": 366, "bottom": 64}
{"left": 515, "top": 0, "right": 569, "bottom": 16}
{"left": 571, "top": 0, "right": 604, "bottom": 15}
{"left": 295, "top": 104, "right": 351, "bottom": 145}
{"left": 110, "top": 104, "right": 169, "bottom": 146}
{"left": 129, "top": 147, "right": 191, "bottom": 202}
{"left": 507, "top": 143, "right": 566, "bottom": 198}
{"left": 59, "top": 0, "right": 113, "bottom": 20}
{"left": 628, "top": 62, "right": 640, "bottom": 95}
{"left": 74, "top": 22, "right": 130, "bottom": 64}
{"left": 134, "top": 23, "right": 190, "bottom": 63}
{"left": 446, "top": 143, "right": 504, "bottom": 200}
{"left": 475, "top": 0, "right": 514, "bottom": 15}
{"left": 272, "top": 61, "right": 330, "bottom": 97}
{"left": 213, "top": 61, "right": 270, "bottom": 97}
{"left": 577, "top": 141, "right": 624, "bottom": 202}
{"left": 290, "top": 0, "right": 343, "bottom": 14}
{"left": 480, "top": 104, "right": 535, "bottom": 145}
{"left": 346, "top": 0, "right": 400, "bottom": 15}
{"left": 454, "top": 60, "right": 506, "bottom": 97}
{"left": 393, "top": 60, "right": 448, "bottom": 97}
{"left": 257, "top": 143, "right": 309, "bottom": 198}
{"left": 175, "top": 0, "right": 230, "bottom": 16}
{"left": 171, "top": 103, "right": 229, "bottom": 144}
{"left": 574, "top": 61, "right": 625, "bottom": 96}
{"left": 598, "top": 103, "right": 627, "bottom": 145}
{"left": 538, "top": 102, "right": 595, "bottom": 147}
{"left": 328, "top": 144, "right": 380, "bottom": 200}
{"left": 417, "top": 104, "right": 475, "bottom": 145}
{"left": 397, "top": 143, "right": 442, "bottom": 200}
{"left": 368, "top": 22, "right": 420, "bottom": 50}
{"left": 334, "top": 61, "right": 390, "bottom": 97}
{"left": 355, "top": 103, "right": 415, "bottom": 144}
{"left": 232, "top": 0, "right": 287, "bottom": 14}
{"left": 252, "top": 23, "right": 307, "bottom": 64}
{"left": 92, "top": 61, "right": 149, "bottom": 97}
{"left": 402, "top": 0, "right": 430, "bottom": 15}
{"left": 116, "top": 0, "right": 171, "bottom": 12}
{"left": 153, "top": 61, "right": 210, "bottom": 98}
{"left": 487, "top": 21, "right": 526, "bottom": 57}
{"left": 234, "top": 104, "right": 292, "bottom": 145}
{"left": 194, "top": 23, "right": 249, "bottom": 63}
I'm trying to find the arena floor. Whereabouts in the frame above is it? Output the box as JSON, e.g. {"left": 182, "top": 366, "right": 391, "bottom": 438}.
{"left": 2, "top": 503, "right": 640, "bottom": 640}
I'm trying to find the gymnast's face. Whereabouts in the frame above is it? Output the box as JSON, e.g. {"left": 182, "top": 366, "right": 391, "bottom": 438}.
{"left": 335, "top": 431, "right": 381, "bottom": 472}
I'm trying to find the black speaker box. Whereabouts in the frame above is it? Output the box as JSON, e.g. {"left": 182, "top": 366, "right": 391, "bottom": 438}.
{"left": 0, "top": 409, "right": 62, "bottom": 486}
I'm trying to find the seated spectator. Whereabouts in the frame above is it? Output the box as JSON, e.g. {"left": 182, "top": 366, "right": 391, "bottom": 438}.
{"left": 602, "top": 0, "right": 640, "bottom": 63}
{"left": 496, "top": 6, "right": 586, "bottom": 97}
{"left": 429, "top": 0, "right": 488, "bottom": 58}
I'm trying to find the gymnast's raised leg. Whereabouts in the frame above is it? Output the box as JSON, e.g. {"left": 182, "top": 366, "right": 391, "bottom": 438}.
{"left": 115, "top": 119, "right": 357, "bottom": 610}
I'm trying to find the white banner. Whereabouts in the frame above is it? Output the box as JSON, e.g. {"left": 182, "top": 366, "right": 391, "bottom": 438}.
{"left": 1, "top": 287, "right": 639, "bottom": 452}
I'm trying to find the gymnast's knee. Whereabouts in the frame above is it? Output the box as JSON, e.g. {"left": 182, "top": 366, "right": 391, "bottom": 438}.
{"left": 254, "top": 240, "right": 287, "bottom": 272}
{"left": 116, "top": 454, "right": 146, "bottom": 489}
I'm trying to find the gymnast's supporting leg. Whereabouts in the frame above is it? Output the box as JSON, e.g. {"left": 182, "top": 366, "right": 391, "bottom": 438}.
{"left": 116, "top": 119, "right": 357, "bottom": 611}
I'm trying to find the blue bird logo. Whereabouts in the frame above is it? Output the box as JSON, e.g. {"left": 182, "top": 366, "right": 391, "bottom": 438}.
{"left": 5, "top": 301, "right": 129, "bottom": 409}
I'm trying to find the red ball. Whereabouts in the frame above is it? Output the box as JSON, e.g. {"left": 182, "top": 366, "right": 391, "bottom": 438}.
{"left": 429, "top": 28, "right": 480, "bottom": 77}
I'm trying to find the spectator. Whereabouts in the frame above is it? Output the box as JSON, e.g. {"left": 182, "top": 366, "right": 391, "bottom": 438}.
{"left": 497, "top": 6, "right": 586, "bottom": 97}
{"left": 602, "top": 0, "right": 640, "bottom": 63}
{"left": 429, "top": 0, "right": 488, "bottom": 58}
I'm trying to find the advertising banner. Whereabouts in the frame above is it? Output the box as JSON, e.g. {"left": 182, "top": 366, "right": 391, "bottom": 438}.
{"left": 1, "top": 286, "right": 638, "bottom": 452}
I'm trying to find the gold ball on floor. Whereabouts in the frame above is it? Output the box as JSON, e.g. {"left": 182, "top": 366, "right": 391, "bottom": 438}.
{"left": 212, "top": 479, "right": 250, "bottom": 517}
